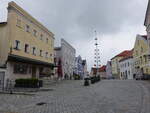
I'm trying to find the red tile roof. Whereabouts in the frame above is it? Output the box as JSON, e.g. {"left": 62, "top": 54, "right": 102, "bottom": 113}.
{"left": 111, "top": 49, "right": 133, "bottom": 60}
{"left": 99, "top": 65, "right": 106, "bottom": 72}
{"left": 119, "top": 49, "right": 133, "bottom": 62}
{"left": 91, "top": 66, "right": 106, "bottom": 74}
{"left": 111, "top": 50, "right": 131, "bottom": 60}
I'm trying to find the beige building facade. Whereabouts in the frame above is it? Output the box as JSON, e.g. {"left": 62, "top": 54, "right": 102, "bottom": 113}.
{"left": 0, "top": 2, "right": 55, "bottom": 87}
{"left": 133, "top": 35, "right": 150, "bottom": 79}
{"left": 111, "top": 57, "right": 123, "bottom": 79}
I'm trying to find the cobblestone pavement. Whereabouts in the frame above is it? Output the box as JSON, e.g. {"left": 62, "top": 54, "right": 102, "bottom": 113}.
{"left": 0, "top": 80, "right": 150, "bottom": 113}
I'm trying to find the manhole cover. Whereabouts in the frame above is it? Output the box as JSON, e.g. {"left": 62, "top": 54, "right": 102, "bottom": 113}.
{"left": 36, "top": 102, "right": 47, "bottom": 106}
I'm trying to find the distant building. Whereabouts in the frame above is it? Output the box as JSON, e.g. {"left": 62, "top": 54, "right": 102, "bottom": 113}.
{"left": 0, "top": 2, "right": 54, "bottom": 88}
{"left": 90, "top": 67, "right": 98, "bottom": 77}
{"left": 111, "top": 50, "right": 133, "bottom": 79}
{"left": 90, "top": 65, "right": 106, "bottom": 79}
{"left": 99, "top": 65, "right": 107, "bottom": 79}
{"left": 54, "top": 48, "right": 63, "bottom": 79}
{"left": 54, "top": 39, "right": 76, "bottom": 79}
{"left": 106, "top": 61, "right": 112, "bottom": 79}
{"left": 119, "top": 50, "right": 133, "bottom": 80}
{"left": 74, "top": 55, "right": 84, "bottom": 79}
{"left": 82, "top": 60, "right": 88, "bottom": 78}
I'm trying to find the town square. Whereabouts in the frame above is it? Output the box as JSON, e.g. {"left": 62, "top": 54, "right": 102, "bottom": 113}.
{"left": 0, "top": 0, "right": 150, "bottom": 113}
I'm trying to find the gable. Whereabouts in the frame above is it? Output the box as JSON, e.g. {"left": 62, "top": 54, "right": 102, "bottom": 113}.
{"left": 133, "top": 35, "right": 148, "bottom": 57}
{"left": 144, "top": 0, "right": 150, "bottom": 26}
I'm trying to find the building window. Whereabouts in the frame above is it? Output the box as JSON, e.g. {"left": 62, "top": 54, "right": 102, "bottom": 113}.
{"left": 50, "top": 53, "right": 53, "bottom": 58}
{"left": 51, "top": 41, "right": 53, "bottom": 47}
{"left": 40, "top": 50, "right": 43, "bottom": 57}
{"left": 14, "top": 63, "right": 28, "bottom": 74}
{"left": 128, "top": 71, "right": 130, "bottom": 75}
{"left": 146, "top": 68, "right": 148, "bottom": 73}
{"left": 145, "top": 56, "right": 147, "bottom": 63}
{"left": 141, "top": 47, "right": 143, "bottom": 53}
{"left": 25, "top": 25, "right": 30, "bottom": 32}
{"left": 140, "top": 57, "right": 142, "bottom": 64}
{"left": 24, "top": 44, "right": 29, "bottom": 53}
{"left": 46, "top": 38, "right": 48, "bottom": 43}
{"left": 136, "top": 51, "right": 138, "bottom": 56}
{"left": 40, "top": 34, "right": 43, "bottom": 40}
{"left": 138, "top": 40, "right": 139, "bottom": 45}
{"left": 33, "top": 29, "right": 37, "bottom": 37}
{"left": 14, "top": 40, "right": 20, "bottom": 50}
{"left": 148, "top": 55, "right": 150, "bottom": 61}
{"left": 16, "top": 18, "right": 21, "bottom": 27}
{"left": 32, "top": 47, "right": 36, "bottom": 55}
{"left": 45, "top": 52, "right": 48, "bottom": 58}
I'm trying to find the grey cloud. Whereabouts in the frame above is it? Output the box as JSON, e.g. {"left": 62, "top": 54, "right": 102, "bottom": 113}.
{"left": 14, "top": 0, "right": 147, "bottom": 41}
{"left": 77, "top": 0, "right": 147, "bottom": 34}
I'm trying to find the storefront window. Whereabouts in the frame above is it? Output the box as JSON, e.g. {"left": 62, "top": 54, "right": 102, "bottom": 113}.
{"left": 14, "top": 64, "right": 28, "bottom": 74}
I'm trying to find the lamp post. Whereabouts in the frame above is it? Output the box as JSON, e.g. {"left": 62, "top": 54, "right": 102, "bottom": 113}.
{"left": 94, "top": 31, "right": 101, "bottom": 79}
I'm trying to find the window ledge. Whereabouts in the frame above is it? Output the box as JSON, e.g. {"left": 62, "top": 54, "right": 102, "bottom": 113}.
{"left": 25, "top": 51, "right": 30, "bottom": 54}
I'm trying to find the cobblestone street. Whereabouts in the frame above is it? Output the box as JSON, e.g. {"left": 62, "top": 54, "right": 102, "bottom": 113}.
{"left": 0, "top": 80, "right": 150, "bottom": 113}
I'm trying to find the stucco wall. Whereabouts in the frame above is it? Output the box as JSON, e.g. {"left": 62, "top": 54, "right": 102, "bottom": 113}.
{"left": 61, "top": 39, "right": 76, "bottom": 78}
{"left": 7, "top": 2, "right": 54, "bottom": 64}
{"left": 119, "top": 58, "right": 133, "bottom": 80}
{"left": 0, "top": 24, "right": 9, "bottom": 66}
{"left": 133, "top": 35, "right": 150, "bottom": 76}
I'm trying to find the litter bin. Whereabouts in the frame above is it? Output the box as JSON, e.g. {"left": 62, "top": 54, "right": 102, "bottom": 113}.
{"left": 84, "top": 78, "right": 90, "bottom": 86}
{"left": 39, "top": 80, "right": 43, "bottom": 87}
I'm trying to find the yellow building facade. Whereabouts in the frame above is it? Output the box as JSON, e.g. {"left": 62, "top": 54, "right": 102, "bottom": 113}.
{"left": 0, "top": 2, "right": 55, "bottom": 86}
{"left": 111, "top": 56, "right": 124, "bottom": 79}
{"left": 133, "top": 35, "right": 150, "bottom": 79}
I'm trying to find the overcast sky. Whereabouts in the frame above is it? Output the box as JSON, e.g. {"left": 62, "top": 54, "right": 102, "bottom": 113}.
{"left": 0, "top": 0, "right": 148, "bottom": 71}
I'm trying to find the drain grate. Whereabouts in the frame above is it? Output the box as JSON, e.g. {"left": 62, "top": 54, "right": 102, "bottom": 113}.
{"left": 36, "top": 102, "right": 47, "bottom": 106}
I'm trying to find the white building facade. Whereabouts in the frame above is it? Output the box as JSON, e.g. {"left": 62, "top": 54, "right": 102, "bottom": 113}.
{"left": 74, "top": 56, "right": 84, "bottom": 79}
{"left": 119, "top": 57, "right": 134, "bottom": 80}
{"left": 82, "top": 60, "right": 88, "bottom": 78}
{"left": 54, "top": 39, "right": 76, "bottom": 79}
{"left": 106, "top": 61, "right": 112, "bottom": 79}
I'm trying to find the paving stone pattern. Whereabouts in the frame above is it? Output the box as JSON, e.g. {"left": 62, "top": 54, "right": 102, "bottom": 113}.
{"left": 0, "top": 80, "right": 150, "bottom": 113}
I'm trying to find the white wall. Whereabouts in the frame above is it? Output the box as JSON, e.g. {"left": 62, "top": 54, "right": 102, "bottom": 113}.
{"left": 119, "top": 58, "right": 133, "bottom": 80}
